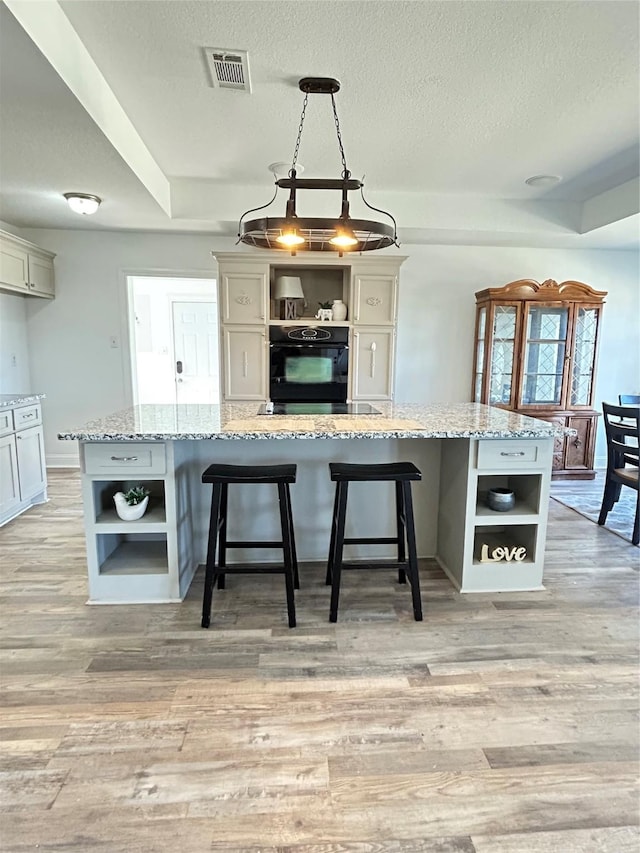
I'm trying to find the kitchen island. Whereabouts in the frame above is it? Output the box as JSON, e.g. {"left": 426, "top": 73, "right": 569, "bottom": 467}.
{"left": 59, "top": 402, "right": 567, "bottom": 604}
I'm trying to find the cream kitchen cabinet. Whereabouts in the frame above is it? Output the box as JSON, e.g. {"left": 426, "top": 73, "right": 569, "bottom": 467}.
{"left": 220, "top": 265, "right": 269, "bottom": 324}
{"left": 79, "top": 441, "right": 197, "bottom": 603}
{"left": 351, "top": 327, "right": 395, "bottom": 400}
{"left": 0, "top": 231, "right": 55, "bottom": 298}
{"left": 438, "top": 437, "right": 553, "bottom": 592}
{"left": 352, "top": 271, "right": 398, "bottom": 325}
{"left": 213, "top": 252, "right": 404, "bottom": 402}
{"left": 222, "top": 326, "right": 267, "bottom": 400}
{"left": 0, "top": 399, "right": 48, "bottom": 527}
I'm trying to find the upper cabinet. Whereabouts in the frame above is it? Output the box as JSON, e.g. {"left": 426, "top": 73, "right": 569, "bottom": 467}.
{"left": 352, "top": 271, "right": 398, "bottom": 325}
{"left": 473, "top": 279, "right": 607, "bottom": 479}
{"left": 219, "top": 263, "right": 268, "bottom": 324}
{"left": 0, "top": 230, "right": 55, "bottom": 299}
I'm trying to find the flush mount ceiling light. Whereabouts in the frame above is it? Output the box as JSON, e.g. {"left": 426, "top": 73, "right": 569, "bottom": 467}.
{"left": 238, "top": 77, "right": 399, "bottom": 256}
{"left": 63, "top": 192, "right": 102, "bottom": 215}
{"left": 524, "top": 174, "right": 562, "bottom": 187}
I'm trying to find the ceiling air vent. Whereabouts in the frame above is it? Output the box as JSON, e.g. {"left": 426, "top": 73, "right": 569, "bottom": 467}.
{"left": 204, "top": 48, "right": 251, "bottom": 93}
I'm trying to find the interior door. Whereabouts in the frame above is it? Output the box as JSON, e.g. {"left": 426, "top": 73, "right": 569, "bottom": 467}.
{"left": 171, "top": 301, "right": 219, "bottom": 404}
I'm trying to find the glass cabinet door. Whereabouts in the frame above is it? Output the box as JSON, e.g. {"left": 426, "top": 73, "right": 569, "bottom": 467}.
{"left": 520, "top": 304, "right": 569, "bottom": 406}
{"left": 488, "top": 304, "right": 518, "bottom": 406}
{"left": 473, "top": 306, "right": 486, "bottom": 402}
{"left": 570, "top": 306, "right": 600, "bottom": 406}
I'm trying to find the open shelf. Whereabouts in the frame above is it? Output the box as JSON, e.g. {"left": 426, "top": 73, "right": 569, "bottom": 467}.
{"left": 475, "top": 473, "right": 542, "bottom": 522}
{"left": 91, "top": 479, "right": 166, "bottom": 525}
{"left": 269, "top": 265, "right": 350, "bottom": 322}
{"left": 95, "top": 503, "right": 167, "bottom": 528}
{"left": 472, "top": 524, "right": 538, "bottom": 566}
{"left": 96, "top": 535, "right": 168, "bottom": 576}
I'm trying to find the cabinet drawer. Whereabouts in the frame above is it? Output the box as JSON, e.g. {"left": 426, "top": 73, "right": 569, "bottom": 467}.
{"left": 84, "top": 442, "right": 166, "bottom": 475}
{"left": 14, "top": 404, "right": 42, "bottom": 430}
{"left": 477, "top": 440, "right": 546, "bottom": 469}
{"left": 0, "top": 409, "right": 14, "bottom": 437}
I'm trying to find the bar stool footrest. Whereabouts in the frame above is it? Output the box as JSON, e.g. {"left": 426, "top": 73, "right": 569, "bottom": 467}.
{"left": 342, "top": 537, "right": 399, "bottom": 545}
{"left": 213, "top": 563, "right": 291, "bottom": 575}
{"left": 339, "top": 560, "right": 411, "bottom": 571}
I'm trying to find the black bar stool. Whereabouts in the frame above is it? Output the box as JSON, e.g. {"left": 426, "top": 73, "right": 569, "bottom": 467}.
{"left": 201, "top": 463, "right": 299, "bottom": 629}
{"left": 325, "top": 461, "right": 423, "bottom": 623}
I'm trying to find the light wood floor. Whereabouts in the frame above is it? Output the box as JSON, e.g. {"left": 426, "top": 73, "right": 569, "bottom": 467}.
{"left": 1, "top": 469, "right": 639, "bottom": 853}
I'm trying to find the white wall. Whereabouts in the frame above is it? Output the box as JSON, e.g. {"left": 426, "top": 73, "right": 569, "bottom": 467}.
{"left": 14, "top": 227, "right": 640, "bottom": 466}
{"left": 0, "top": 291, "right": 32, "bottom": 393}
{"left": 0, "top": 221, "right": 33, "bottom": 393}
{"left": 20, "top": 229, "right": 235, "bottom": 464}
{"left": 395, "top": 246, "right": 640, "bottom": 407}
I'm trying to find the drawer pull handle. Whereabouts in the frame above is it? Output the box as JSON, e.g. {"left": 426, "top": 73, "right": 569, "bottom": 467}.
{"left": 110, "top": 456, "right": 139, "bottom": 462}
{"left": 500, "top": 451, "right": 526, "bottom": 457}
{"left": 22, "top": 412, "right": 36, "bottom": 419}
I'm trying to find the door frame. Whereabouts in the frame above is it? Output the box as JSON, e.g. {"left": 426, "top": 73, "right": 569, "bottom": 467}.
{"left": 123, "top": 270, "right": 217, "bottom": 407}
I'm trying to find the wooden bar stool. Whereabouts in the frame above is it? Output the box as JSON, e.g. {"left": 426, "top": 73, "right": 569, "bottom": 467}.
{"left": 325, "top": 461, "right": 423, "bottom": 623}
{"left": 201, "top": 463, "right": 299, "bottom": 629}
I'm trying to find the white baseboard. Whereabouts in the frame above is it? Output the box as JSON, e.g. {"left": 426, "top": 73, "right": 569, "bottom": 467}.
{"left": 47, "top": 452, "right": 80, "bottom": 468}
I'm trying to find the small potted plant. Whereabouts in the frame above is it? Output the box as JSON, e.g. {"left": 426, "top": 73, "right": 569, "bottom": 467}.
{"left": 113, "top": 485, "right": 150, "bottom": 520}
{"left": 316, "top": 301, "right": 333, "bottom": 321}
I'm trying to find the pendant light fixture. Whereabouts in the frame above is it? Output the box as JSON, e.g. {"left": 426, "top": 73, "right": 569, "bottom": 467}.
{"left": 237, "top": 77, "right": 399, "bottom": 256}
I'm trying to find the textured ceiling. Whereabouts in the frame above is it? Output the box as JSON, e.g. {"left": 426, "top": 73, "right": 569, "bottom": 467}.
{"left": 0, "top": 0, "right": 638, "bottom": 247}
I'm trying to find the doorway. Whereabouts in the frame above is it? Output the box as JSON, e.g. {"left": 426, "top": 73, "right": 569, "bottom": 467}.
{"left": 127, "top": 276, "right": 219, "bottom": 405}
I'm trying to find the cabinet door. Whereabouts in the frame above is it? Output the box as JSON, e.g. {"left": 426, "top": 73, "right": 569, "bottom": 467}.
{"left": 518, "top": 302, "right": 571, "bottom": 409}
{"left": 352, "top": 273, "right": 397, "bottom": 325}
{"left": 534, "top": 414, "right": 567, "bottom": 472}
{"left": 351, "top": 328, "right": 395, "bottom": 400}
{"left": 472, "top": 306, "right": 487, "bottom": 402}
{"left": 28, "top": 254, "right": 55, "bottom": 298}
{"left": 222, "top": 327, "right": 267, "bottom": 400}
{"left": 0, "top": 434, "right": 21, "bottom": 517}
{"left": 569, "top": 304, "right": 601, "bottom": 408}
{"left": 486, "top": 302, "right": 522, "bottom": 408}
{"left": 564, "top": 415, "right": 595, "bottom": 472}
{"left": 0, "top": 239, "right": 29, "bottom": 294}
{"left": 15, "top": 425, "right": 47, "bottom": 500}
{"left": 220, "top": 270, "right": 267, "bottom": 324}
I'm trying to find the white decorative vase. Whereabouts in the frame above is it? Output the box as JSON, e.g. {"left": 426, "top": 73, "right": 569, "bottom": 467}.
{"left": 331, "top": 299, "right": 347, "bottom": 321}
{"left": 113, "top": 492, "right": 149, "bottom": 521}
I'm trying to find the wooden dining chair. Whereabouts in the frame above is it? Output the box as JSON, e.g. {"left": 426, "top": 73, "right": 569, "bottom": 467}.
{"left": 619, "top": 394, "right": 640, "bottom": 406}
{"left": 598, "top": 403, "right": 639, "bottom": 545}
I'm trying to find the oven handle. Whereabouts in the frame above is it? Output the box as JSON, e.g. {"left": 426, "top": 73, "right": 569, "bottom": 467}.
{"left": 269, "top": 343, "right": 349, "bottom": 349}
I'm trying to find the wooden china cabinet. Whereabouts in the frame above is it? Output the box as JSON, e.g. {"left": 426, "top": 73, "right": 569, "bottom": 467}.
{"left": 472, "top": 279, "right": 607, "bottom": 479}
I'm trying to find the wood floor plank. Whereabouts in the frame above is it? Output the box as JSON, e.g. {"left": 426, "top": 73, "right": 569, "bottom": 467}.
{"left": 0, "top": 469, "right": 638, "bottom": 851}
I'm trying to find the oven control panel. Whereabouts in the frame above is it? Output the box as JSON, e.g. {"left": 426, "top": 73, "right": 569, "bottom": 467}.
{"left": 269, "top": 325, "right": 349, "bottom": 344}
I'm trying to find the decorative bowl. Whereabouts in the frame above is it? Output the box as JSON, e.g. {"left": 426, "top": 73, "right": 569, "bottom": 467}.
{"left": 486, "top": 487, "right": 515, "bottom": 512}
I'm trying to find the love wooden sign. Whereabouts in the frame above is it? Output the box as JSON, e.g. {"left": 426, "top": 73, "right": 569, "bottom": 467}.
{"left": 480, "top": 543, "right": 527, "bottom": 563}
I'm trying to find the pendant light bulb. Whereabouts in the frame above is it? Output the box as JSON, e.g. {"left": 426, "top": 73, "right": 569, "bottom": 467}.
{"left": 329, "top": 229, "right": 358, "bottom": 248}
{"left": 275, "top": 229, "right": 305, "bottom": 247}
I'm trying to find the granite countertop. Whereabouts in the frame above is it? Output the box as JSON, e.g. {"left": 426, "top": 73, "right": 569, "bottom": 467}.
{"left": 0, "top": 393, "right": 45, "bottom": 409}
{"left": 58, "top": 402, "right": 573, "bottom": 441}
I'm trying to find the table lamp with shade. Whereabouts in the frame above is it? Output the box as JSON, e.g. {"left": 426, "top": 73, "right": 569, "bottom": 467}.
{"left": 274, "top": 275, "right": 305, "bottom": 319}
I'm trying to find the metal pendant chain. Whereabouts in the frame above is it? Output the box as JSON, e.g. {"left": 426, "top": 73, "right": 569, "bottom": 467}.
{"left": 290, "top": 91, "right": 308, "bottom": 175}
{"left": 290, "top": 89, "right": 350, "bottom": 179}
{"left": 331, "top": 92, "right": 350, "bottom": 179}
